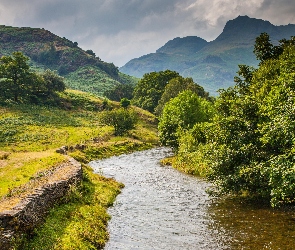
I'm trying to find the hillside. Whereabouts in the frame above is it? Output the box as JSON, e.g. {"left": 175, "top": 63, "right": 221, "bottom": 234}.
{"left": 120, "top": 16, "right": 295, "bottom": 95}
{"left": 0, "top": 89, "right": 158, "bottom": 248}
{"left": 0, "top": 25, "right": 137, "bottom": 96}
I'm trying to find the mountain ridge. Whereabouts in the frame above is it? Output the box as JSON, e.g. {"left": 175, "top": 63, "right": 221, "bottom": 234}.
{"left": 120, "top": 16, "right": 295, "bottom": 94}
{"left": 0, "top": 25, "right": 136, "bottom": 96}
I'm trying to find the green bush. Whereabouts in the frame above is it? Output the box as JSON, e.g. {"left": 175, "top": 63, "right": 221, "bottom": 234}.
{"left": 158, "top": 90, "right": 214, "bottom": 150}
{"left": 100, "top": 108, "right": 138, "bottom": 136}
{"left": 205, "top": 36, "right": 295, "bottom": 207}
{"left": 120, "top": 98, "right": 131, "bottom": 109}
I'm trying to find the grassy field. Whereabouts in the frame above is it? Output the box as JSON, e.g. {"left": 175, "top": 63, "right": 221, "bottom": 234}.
{"left": 0, "top": 89, "right": 158, "bottom": 249}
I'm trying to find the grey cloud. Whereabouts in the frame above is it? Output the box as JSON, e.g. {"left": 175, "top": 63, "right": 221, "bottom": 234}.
{"left": 255, "top": 0, "right": 295, "bottom": 25}
{"left": 0, "top": 0, "right": 294, "bottom": 66}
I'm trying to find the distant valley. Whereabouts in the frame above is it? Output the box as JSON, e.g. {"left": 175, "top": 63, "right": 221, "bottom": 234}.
{"left": 120, "top": 16, "right": 295, "bottom": 95}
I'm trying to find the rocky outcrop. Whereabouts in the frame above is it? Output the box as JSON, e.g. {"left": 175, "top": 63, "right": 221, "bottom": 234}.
{"left": 0, "top": 158, "right": 82, "bottom": 250}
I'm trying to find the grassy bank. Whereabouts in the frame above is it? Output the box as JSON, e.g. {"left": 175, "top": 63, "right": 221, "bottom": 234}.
{"left": 18, "top": 165, "right": 124, "bottom": 250}
{"left": 0, "top": 89, "right": 158, "bottom": 249}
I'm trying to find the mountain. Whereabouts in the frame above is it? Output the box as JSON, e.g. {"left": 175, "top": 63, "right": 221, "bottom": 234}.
{"left": 0, "top": 25, "right": 137, "bottom": 96}
{"left": 120, "top": 16, "right": 295, "bottom": 95}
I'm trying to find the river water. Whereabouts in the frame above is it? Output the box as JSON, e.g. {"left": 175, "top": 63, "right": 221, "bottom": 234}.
{"left": 90, "top": 147, "right": 295, "bottom": 250}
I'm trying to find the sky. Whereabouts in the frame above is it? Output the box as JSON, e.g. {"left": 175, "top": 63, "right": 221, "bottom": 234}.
{"left": 0, "top": 0, "right": 294, "bottom": 67}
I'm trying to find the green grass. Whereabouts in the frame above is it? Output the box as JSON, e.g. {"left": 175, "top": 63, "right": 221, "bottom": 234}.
{"left": 0, "top": 90, "right": 158, "bottom": 249}
{"left": 0, "top": 151, "right": 66, "bottom": 198}
{"left": 64, "top": 66, "right": 123, "bottom": 96}
{"left": 18, "top": 165, "right": 124, "bottom": 250}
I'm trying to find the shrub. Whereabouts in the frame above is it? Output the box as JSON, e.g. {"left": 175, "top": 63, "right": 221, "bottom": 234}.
{"left": 100, "top": 108, "right": 138, "bottom": 136}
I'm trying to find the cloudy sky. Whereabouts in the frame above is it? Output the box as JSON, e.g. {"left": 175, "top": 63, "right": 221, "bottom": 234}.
{"left": 0, "top": 0, "right": 294, "bottom": 67}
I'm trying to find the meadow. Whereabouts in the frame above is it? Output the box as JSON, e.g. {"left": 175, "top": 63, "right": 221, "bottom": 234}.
{"left": 0, "top": 89, "right": 158, "bottom": 249}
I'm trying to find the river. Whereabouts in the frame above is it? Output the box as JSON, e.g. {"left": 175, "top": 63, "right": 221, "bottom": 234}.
{"left": 90, "top": 147, "right": 295, "bottom": 250}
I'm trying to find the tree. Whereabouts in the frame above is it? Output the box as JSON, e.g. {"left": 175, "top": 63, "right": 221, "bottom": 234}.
{"left": 30, "top": 69, "right": 66, "bottom": 102}
{"left": 0, "top": 52, "right": 32, "bottom": 102}
{"left": 132, "top": 70, "right": 180, "bottom": 113}
{"left": 104, "top": 83, "right": 134, "bottom": 101}
{"left": 41, "top": 70, "right": 66, "bottom": 94}
{"left": 253, "top": 32, "right": 277, "bottom": 63}
{"left": 100, "top": 108, "right": 138, "bottom": 136}
{"left": 206, "top": 36, "right": 295, "bottom": 207}
{"left": 120, "top": 98, "right": 131, "bottom": 109}
{"left": 0, "top": 52, "right": 66, "bottom": 104}
{"left": 253, "top": 32, "right": 295, "bottom": 64}
{"left": 155, "top": 76, "right": 210, "bottom": 116}
{"left": 86, "top": 50, "right": 96, "bottom": 57}
{"left": 158, "top": 90, "right": 214, "bottom": 149}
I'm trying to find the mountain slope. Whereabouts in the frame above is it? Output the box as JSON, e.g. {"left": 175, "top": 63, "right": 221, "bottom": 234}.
{"left": 0, "top": 25, "right": 136, "bottom": 96}
{"left": 120, "top": 16, "right": 295, "bottom": 95}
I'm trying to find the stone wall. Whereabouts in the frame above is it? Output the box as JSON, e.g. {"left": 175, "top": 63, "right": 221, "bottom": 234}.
{"left": 0, "top": 158, "right": 82, "bottom": 250}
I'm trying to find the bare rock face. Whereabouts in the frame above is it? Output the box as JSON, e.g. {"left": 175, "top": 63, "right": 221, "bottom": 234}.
{"left": 0, "top": 158, "right": 82, "bottom": 250}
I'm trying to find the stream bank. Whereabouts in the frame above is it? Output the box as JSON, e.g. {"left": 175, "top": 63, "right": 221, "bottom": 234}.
{"left": 91, "top": 147, "right": 295, "bottom": 250}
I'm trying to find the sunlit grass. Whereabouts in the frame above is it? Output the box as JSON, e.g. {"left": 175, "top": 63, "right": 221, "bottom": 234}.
{"left": 0, "top": 151, "right": 66, "bottom": 198}
{"left": 20, "top": 165, "right": 124, "bottom": 250}
{"left": 0, "top": 90, "right": 159, "bottom": 249}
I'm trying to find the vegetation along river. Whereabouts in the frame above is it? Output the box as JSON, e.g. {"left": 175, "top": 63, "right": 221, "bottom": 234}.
{"left": 90, "top": 148, "right": 295, "bottom": 250}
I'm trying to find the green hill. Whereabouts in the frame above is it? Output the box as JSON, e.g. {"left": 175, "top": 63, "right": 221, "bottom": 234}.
{"left": 0, "top": 25, "right": 137, "bottom": 96}
{"left": 120, "top": 16, "right": 295, "bottom": 95}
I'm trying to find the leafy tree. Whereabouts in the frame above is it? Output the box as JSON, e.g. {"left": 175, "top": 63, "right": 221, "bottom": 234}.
{"left": 158, "top": 90, "right": 214, "bottom": 149}
{"left": 120, "top": 98, "right": 131, "bottom": 109}
{"left": 205, "top": 36, "right": 295, "bottom": 207}
{"left": 104, "top": 83, "right": 134, "bottom": 101}
{"left": 253, "top": 32, "right": 295, "bottom": 64}
{"left": 132, "top": 70, "right": 180, "bottom": 113}
{"left": 0, "top": 52, "right": 33, "bottom": 102}
{"left": 155, "top": 76, "right": 210, "bottom": 116}
{"left": 42, "top": 70, "right": 66, "bottom": 94}
{"left": 86, "top": 50, "right": 96, "bottom": 57}
{"left": 0, "top": 52, "right": 66, "bottom": 104}
{"left": 30, "top": 69, "right": 66, "bottom": 103}
{"left": 100, "top": 108, "right": 138, "bottom": 136}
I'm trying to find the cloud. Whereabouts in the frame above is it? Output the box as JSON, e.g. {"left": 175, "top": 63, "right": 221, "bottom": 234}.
{"left": 0, "top": 0, "right": 294, "bottom": 66}
{"left": 256, "top": 0, "right": 295, "bottom": 25}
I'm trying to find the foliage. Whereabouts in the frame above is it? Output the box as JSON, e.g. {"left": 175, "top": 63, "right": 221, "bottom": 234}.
{"left": 21, "top": 165, "right": 123, "bottom": 250}
{"left": 253, "top": 32, "right": 283, "bottom": 64}
{"left": 155, "top": 76, "right": 211, "bottom": 116}
{"left": 120, "top": 98, "right": 131, "bottom": 109}
{"left": 121, "top": 16, "right": 295, "bottom": 95}
{"left": 132, "top": 70, "right": 180, "bottom": 112}
{"left": 86, "top": 49, "right": 96, "bottom": 57}
{"left": 0, "top": 52, "right": 66, "bottom": 104}
{"left": 104, "top": 83, "right": 134, "bottom": 101}
{"left": 64, "top": 66, "right": 134, "bottom": 96}
{"left": 163, "top": 34, "right": 295, "bottom": 207}
{"left": 0, "top": 25, "right": 136, "bottom": 98}
{"left": 173, "top": 122, "right": 213, "bottom": 176}
{"left": 100, "top": 108, "right": 138, "bottom": 136}
{"left": 30, "top": 70, "right": 66, "bottom": 104}
{"left": 158, "top": 90, "right": 214, "bottom": 149}
{"left": 0, "top": 52, "right": 33, "bottom": 102}
{"left": 175, "top": 35, "right": 295, "bottom": 207}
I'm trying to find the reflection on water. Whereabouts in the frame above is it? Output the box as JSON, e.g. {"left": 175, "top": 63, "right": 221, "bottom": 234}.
{"left": 208, "top": 198, "right": 295, "bottom": 249}
{"left": 90, "top": 148, "right": 295, "bottom": 250}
